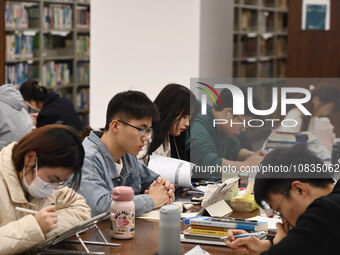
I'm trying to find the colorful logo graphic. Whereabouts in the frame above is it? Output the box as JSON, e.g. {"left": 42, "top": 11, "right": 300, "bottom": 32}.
{"left": 196, "top": 82, "right": 222, "bottom": 107}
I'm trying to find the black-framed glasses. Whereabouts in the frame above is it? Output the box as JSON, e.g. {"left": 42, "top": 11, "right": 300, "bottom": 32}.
{"left": 117, "top": 120, "right": 152, "bottom": 137}
{"left": 41, "top": 168, "right": 70, "bottom": 190}
{"left": 272, "top": 188, "right": 291, "bottom": 217}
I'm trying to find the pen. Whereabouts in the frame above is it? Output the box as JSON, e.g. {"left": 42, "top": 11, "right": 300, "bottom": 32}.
{"left": 15, "top": 206, "right": 62, "bottom": 219}
{"left": 211, "top": 217, "right": 258, "bottom": 225}
{"left": 220, "top": 231, "right": 267, "bottom": 240}
{"left": 15, "top": 207, "right": 38, "bottom": 214}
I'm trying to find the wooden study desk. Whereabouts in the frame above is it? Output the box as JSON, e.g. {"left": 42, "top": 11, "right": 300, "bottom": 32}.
{"left": 47, "top": 210, "right": 259, "bottom": 255}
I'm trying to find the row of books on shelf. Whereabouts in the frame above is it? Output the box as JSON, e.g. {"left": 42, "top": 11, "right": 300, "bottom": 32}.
{"left": 240, "top": 10, "right": 257, "bottom": 31}
{"left": 76, "top": 88, "right": 89, "bottom": 110}
{"left": 5, "top": 63, "right": 31, "bottom": 85}
{"left": 258, "top": 11, "right": 274, "bottom": 32}
{"left": 44, "top": 5, "right": 72, "bottom": 30}
{"left": 277, "top": 60, "right": 286, "bottom": 77}
{"left": 259, "top": 37, "right": 274, "bottom": 56}
{"left": 239, "top": 10, "right": 287, "bottom": 32}
{"left": 5, "top": 2, "right": 33, "bottom": 29}
{"left": 238, "top": 0, "right": 287, "bottom": 10}
{"left": 237, "top": 37, "right": 287, "bottom": 58}
{"left": 77, "top": 62, "right": 90, "bottom": 83}
{"left": 278, "top": 0, "right": 288, "bottom": 9}
{"left": 6, "top": 34, "right": 34, "bottom": 61}
{"left": 77, "top": 36, "right": 90, "bottom": 57}
{"left": 5, "top": 61, "right": 90, "bottom": 86}
{"left": 43, "top": 61, "right": 70, "bottom": 87}
{"left": 258, "top": 61, "right": 273, "bottom": 77}
{"left": 276, "top": 37, "right": 287, "bottom": 56}
{"left": 76, "top": 6, "right": 90, "bottom": 29}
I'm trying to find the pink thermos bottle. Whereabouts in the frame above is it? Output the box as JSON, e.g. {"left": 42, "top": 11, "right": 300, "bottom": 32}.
{"left": 110, "top": 186, "right": 135, "bottom": 239}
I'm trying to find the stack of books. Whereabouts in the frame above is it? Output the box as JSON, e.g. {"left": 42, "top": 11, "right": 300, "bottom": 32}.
{"left": 181, "top": 216, "right": 268, "bottom": 246}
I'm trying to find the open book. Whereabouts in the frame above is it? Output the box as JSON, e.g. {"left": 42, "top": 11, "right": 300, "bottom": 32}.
{"left": 148, "top": 155, "right": 195, "bottom": 187}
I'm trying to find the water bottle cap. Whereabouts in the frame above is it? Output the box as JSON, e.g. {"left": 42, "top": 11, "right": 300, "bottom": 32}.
{"left": 112, "top": 186, "right": 134, "bottom": 201}
{"left": 160, "top": 204, "right": 181, "bottom": 221}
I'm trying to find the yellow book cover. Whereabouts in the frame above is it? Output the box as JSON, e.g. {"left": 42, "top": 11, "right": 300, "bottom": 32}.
{"left": 189, "top": 228, "right": 227, "bottom": 237}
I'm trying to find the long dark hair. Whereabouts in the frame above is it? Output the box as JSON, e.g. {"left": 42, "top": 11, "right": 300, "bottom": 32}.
{"left": 19, "top": 79, "right": 47, "bottom": 102}
{"left": 12, "top": 125, "right": 84, "bottom": 191}
{"left": 300, "top": 85, "right": 340, "bottom": 131}
{"left": 147, "top": 84, "right": 195, "bottom": 156}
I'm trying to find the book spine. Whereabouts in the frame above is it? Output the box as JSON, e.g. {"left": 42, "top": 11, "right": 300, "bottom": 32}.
{"left": 189, "top": 228, "right": 227, "bottom": 237}
{"left": 188, "top": 219, "right": 257, "bottom": 231}
{"left": 191, "top": 225, "right": 230, "bottom": 232}
{"left": 189, "top": 220, "right": 238, "bottom": 229}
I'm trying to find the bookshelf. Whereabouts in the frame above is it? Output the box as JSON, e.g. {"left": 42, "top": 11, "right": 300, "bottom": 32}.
{"left": 233, "top": 0, "right": 288, "bottom": 78}
{"left": 3, "top": 0, "right": 90, "bottom": 126}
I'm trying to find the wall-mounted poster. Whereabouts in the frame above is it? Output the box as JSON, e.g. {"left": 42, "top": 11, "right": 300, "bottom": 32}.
{"left": 302, "top": 0, "right": 330, "bottom": 30}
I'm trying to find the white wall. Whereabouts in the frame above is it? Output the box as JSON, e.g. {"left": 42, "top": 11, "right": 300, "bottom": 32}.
{"left": 90, "top": 0, "right": 233, "bottom": 129}
{"left": 91, "top": 0, "right": 200, "bottom": 128}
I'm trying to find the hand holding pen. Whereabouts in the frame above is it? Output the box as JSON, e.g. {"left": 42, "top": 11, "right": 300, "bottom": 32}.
{"left": 16, "top": 204, "right": 59, "bottom": 236}
{"left": 224, "top": 229, "right": 271, "bottom": 255}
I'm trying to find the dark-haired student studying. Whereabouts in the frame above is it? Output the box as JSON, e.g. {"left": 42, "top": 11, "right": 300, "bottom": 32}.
{"left": 20, "top": 79, "right": 83, "bottom": 132}
{"left": 225, "top": 145, "right": 340, "bottom": 255}
{"left": 191, "top": 87, "right": 266, "bottom": 179}
{"left": 79, "top": 91, "right": 175, "bottom": 217}
{"left": 0, "top": 125, "right": 90, "bottom": 254}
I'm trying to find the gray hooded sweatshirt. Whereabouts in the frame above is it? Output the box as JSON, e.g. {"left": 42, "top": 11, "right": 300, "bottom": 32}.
{"left": 0, "top": 84, "right": 33, "bottom": 150}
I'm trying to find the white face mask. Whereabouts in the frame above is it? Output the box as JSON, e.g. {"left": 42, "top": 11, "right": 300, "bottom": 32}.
{"left": 22, "top": 158, "right": 55, "bottom": 198}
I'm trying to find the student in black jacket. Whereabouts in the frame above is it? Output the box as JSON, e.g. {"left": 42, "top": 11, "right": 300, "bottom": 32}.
{"left": 20, "top": 80, "right": 83, "bottom": 132}
{"left": 225, "top": 144, "right": 340, "bottom": 255}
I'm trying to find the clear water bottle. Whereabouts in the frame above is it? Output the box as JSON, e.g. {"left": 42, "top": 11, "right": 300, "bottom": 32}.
{"left": 158, "top": 204, "right": 181, "bottom": 255}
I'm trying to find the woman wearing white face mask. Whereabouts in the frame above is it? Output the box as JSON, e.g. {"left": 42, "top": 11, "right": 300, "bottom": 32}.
{"left": 0, "top": 125, "right": 91, "bottom": 255}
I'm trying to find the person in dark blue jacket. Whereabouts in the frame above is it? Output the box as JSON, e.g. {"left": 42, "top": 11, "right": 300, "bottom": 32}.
{"left": 19, "top": 80, "right": 83, "bottom": 132}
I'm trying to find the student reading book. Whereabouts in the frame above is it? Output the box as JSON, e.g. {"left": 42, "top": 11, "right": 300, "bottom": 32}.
{"left": 277, "top": 85, "right": 340, "bottom": 133}
{"left": 225, "top": 144, "right": 339, "bottom": 255}
{"left": 0, "top": 125, "right": 91, "bottom": 254}
{"left": 139, "top": 84, "right": 198, "bottom": 164}
{"left": 190, "top": 87, "right": 266, "bottom": 179}
{"left": 20, "top": 79, "right": 83, "bottom": 132}
{"left": 79, "top": 91, "right": 175, "bottom": 217}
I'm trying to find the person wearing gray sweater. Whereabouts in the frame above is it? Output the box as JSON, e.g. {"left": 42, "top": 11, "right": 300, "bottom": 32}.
{"left": 0, "top": 84, "right": 33, "bottom": 150}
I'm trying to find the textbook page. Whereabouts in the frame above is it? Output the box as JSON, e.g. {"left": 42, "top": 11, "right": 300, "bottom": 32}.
{"left": 148, "top": 155, "right": 194, "bottom": 187}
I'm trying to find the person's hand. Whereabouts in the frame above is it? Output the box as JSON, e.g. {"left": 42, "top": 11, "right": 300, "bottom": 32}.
{"left": 256, "top": 149, "right": 268, "bottom": 157}
{"left": 145, "top": 177, "right": 175, "bottom": 203}
{"left": 245, "top": 154, "right": 264, "bottom": 166}
{"left": 225, "top": 229, "right": 271, "bottom": 255}
{"left": 30, "top": 113, "right": 38, "bottom": 128}
{"left": 34, "top": 205, "right": 58, "bottom": 235}
{"left": 147, "top": 180, "right": 172, "bottom": 208}
{"left": 273, "top": 219, "right": 290, "bottom": 244}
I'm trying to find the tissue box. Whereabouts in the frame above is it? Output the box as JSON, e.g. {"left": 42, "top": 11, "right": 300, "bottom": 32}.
{"left": 230, "top": 194, "right": 258, "bottom": 212}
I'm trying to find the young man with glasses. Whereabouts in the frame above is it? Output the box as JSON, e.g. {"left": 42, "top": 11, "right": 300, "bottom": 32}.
{"left": 191, "top": 87, "right": 266, "bottom": 179}
{"left": 225, "top": 144, "right": 339, "bottom": 254}
{"left": 79, "top": 91, "right": 175, "bottom": 217}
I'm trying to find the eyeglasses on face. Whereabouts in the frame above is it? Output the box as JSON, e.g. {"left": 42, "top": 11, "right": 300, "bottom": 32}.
{"left": 40, "top": 168, "right": 70, "bottom": 190}
{"left": 117, "top": 120, "right": 152, "bottom": 137}
{"left": 271, "top": 188, "right": 291, "bottom": 217}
